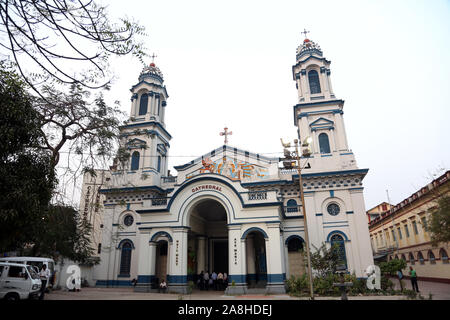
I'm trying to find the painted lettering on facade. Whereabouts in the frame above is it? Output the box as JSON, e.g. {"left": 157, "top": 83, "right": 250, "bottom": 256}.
{"left": 191, "top": 185, "right": 222, "bottom": 193}
{"left": 186, "top": 156, "right": 269, "bottom": 181}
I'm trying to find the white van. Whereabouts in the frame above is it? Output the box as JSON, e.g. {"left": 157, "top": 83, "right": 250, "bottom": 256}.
{"left": 0, "top": 262, "right": 42, "bottom": 300}
{"left": 0, "top": 257, "right": 56, "bottom": 289}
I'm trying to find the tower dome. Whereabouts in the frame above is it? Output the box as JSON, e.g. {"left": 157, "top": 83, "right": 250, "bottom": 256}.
{"left": 139, "top": 62, "right": 164, "bottom": 83}
{"left": 296, "top": 38, "right": 323, "bottom": 62}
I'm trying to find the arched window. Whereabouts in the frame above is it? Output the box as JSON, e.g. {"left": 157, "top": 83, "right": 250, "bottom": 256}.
{"left": 417, "top": 251, "right": 424, "bottom": 264}
{"left": 319, "top": 133, "right": 331, "bottom": 154}
{"left": 138, "top": 93, "right": 148, "bottom": 115}
{"left": 394, "top": 254, "right": 399, "bottom": 260}
{"left": 330, "top": 234, "right": 347, "bottom": 270}
{"left": 440, "top": 249, "right": 449, "bottom": 264}
{"left": 131, "top": 151, "right": 140, "bottom": 171}
{"left": 428, "top": 250, "right": 436, "bottom": 264}
{"left": 120, "top": 241, "right": 132, "bottom": 275}
{"left": 401, "top": 254, "right": 406, "bottom": 261}
{"left": 308, "top": 70, "right": 321, "bottom": 94}
{"left": 288, "top": 237, "right": 304, "bottom": 252}
{"left": 409, "top": 252, "right": 415, "bottom": 265}
{"left": 157, "top": 156, "right": 161, "bottom": 173}
{"left": 286, "top": 199, "right": 298, "bottom": 212}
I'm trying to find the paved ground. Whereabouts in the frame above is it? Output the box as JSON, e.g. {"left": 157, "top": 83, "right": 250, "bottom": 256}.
{"left": 44, "top": 279, "right": 450, "bottom": 300}
{"left": 44, "top": 287, "right": 407, "bottom": 300}
{"left": 390, "top": 278, "right": 450, "bottom": 300}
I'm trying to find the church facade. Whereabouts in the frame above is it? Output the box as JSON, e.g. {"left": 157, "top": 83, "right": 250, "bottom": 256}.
{"left": 88, "top": 36, "right": 374, "bottom": 294}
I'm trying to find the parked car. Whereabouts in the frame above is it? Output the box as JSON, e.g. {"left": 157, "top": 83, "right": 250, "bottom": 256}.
{"left": 0, "top": 262, "right": 42, "bottom": 300}
{"left": 0, "top": 257, "right": 56, "bottom": 289}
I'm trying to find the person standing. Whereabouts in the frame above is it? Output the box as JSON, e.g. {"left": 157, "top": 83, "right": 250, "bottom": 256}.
{"left": 211, "top": 271, "right": 218, "bottom": 290}
{"left": 409, "top": 266, "right": 419, "bottom": 292}
{"left": 39, "top": 264, "right": 50, "bottom": 300}
{"left": 217, "top": 272, "right": 224, "bottom": 290}
{"left": 203, "top": 271, "right": 209, "bottom": 291}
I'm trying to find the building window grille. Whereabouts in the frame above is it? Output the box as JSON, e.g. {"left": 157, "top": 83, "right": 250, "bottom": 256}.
{"left": 404, "top": 224, "right": 410, "bottom": 238}
{"left": 428, "top": 250, "right": 436, "bottom": 264}
{"left": 138, "top": 93, "right": 148, "bottom": 115}
{"left": 409, "top": 253, "right": 415, "bottom": 265}
{"left": 308, "top": 70, "right": 321, "bottom": 94}
{"left": 330, "top": 234, "right": 347, "bottom": 269}
{"left": 412, "top": 220, "right": 419, "bottom": 235}
{"left": 131, "top": 151, "right": 140, "bottom": 171}
{"left": 440, "top": 249, "right": 449, "bottom": 264}
{"left": 326, "top": 203, "right": 340, "bottom": 216}
{"left": 286, "top": 199, "right": 298, "bottom": 212}
{"left": 124, "top": 215, "right": 134, "bottom": 227}
{"left": 397, "top": 227, "right": 402, "bottom": 240}
{"left": 417, "top": 251, "right": 424, "bottom": 265}
{"left": 319, "top": 133, "right": 331, "bottom": 154}
{"left": 120, "top": 242, "right": 132, "bottom": 275}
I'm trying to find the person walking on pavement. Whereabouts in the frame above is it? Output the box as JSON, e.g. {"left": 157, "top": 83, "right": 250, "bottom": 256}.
{"left": 409, "top": 266, "right": 419, "bottom": 292}
{"left": 39, "top": 264, "right": 50, "bottom": 300}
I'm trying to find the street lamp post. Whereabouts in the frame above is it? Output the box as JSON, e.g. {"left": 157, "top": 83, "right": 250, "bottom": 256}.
{"left": 293, "top": 139, "right": 314, "bottom": 300}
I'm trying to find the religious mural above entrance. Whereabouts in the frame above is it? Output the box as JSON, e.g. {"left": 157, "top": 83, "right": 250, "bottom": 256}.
{"left": 186, "top": 156, "right": 269, "bottom": 181}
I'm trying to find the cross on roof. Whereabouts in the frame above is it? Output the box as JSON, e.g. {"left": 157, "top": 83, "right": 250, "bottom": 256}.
{"left": 150, "top": 53, "right": 157, "bottom": 63}
{"left": 220, "top": 127, "right": 232, "bottom": 145}
{"left": 301, "top": 28, "right": 310, "bottom": 39}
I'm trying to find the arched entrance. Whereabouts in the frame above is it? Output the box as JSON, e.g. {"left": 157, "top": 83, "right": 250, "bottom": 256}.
{"left": 188, "top": 198, "right": 228, "bottom": 290}
{"left": 287, "top": 236, "right": 305, "bottom": 278}
{"left": 155, "top": 240, "right": 168, "bottom": 285}
{"left": 245, "top": 230, "right": 267, "bottom": 289}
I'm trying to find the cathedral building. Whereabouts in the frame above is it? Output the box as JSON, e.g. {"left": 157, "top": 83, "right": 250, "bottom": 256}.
{"left": 86, "top": 36, "right": 374, "bottom": 294}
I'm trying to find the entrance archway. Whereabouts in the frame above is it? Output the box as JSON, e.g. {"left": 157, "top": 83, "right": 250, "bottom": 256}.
{"left": 287, "top": 236, "right": 305, "bottom": 278}
{"left": 245, "top": 230, "right": 267, "bottom": 288}
{"left": 188, "top": 198, "right": 228, "bottom": 290}
{"left": 155, "top": 240, "right": 168, "bottom": 285}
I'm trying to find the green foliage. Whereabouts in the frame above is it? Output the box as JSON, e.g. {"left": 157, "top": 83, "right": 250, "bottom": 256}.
{"left": 25, "top": 205, "right": 97, "bottom": 265}
{"left": 0, "top": 62, "right": 56, "bottom": 252}
{"left": 425, "top": 194, "right": 450, "bottom": 246}
{"left": 309, "top": 243, "right": 341, "bottom": 277}
{"left": 0, "top": 0, "right": 147, "bottom": 95}
{"left": 379, "top": 259, "right": 407, "bottom": 276}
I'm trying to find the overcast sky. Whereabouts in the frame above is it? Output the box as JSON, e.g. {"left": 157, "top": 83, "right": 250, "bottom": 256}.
{"left": 88, "top": 0, "right": 450, "bottom": 210}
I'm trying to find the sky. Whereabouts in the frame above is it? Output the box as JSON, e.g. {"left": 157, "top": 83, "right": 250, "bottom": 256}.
{"left": 72, "top": 0, "right": 449, "bottom": 209}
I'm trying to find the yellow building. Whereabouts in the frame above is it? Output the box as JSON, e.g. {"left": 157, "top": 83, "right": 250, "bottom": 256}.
{"left": 368, "top": 170, "right": 450, "bottom": 283}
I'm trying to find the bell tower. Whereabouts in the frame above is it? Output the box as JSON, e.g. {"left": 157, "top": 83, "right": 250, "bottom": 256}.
{"left": 292, "top": 35, "right": 357, "bottom": 172}
{"left": 113, "top": 61, "right": 171, "bottom": 189}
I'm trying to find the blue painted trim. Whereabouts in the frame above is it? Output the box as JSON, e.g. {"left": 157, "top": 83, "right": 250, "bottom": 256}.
{"left": 321, "top": 154, "right": 332, "bottom": 157}
{"left": 349, "top": 187, "right": 364, "bottom": 191}
{"left": 311, "top": 125, "right": 334, "bottom": 131}
{"left": 267, "top": 274, "right": 284, "bottom": 283}
{"left": 130, "top": 80, "right": 168, "bottom": 97}
{"left": 117, "top": 238, "right": 135, "bottom": 249}
{"left": 137, "top": 275, "right": 155, "bottom": 283}
{"left": 100, "top": 185, "right": 172, "bottom": 195}
{"left": 228, "top": 274, "right": 246, "bottom": 284}
{"left": 120, "top": 121, "right": 172, "bottom": 139}
{"left": 310, "top": 117, "right": 334, "bottom": 126}
{"left": 117, "top": 274, "right": 130, "bottom": 278}
{"left": 241, "top": 227, "right": 268, "bottom": 239}
{"left": 315, "top": 213, "right": 323, "bottom": 216}
{"left": 324, "top": 224, "right": 349, "bottom": 228}
{"left": 340, "top": 152, "right": 353, "bottom": 155}
{"left": 293, "top": 169, "right": 369, "bottom": 179}
{"left": 326, "top": 230, "right": 349, "bottom": 242}
{"left": 323, "top": 221, "right": 347, "bottom": 224}
{"left": 346, "top": 211, "right": 354, "bottom": 214}
{"left": 167, "top": 275, "right": 187, "bottom": 284}
{"left": 284, "top": 234, "right": 305, "bottom": 245}
{"left": 150, "top": 231, "right": 173, "bottom": 243}
{"left": 330, "top": 190, "right": 334, "bottom": 197}
{"left": 95, "top": 280, "right": 133, "bottom": 287}
{"left": 126, "top": 203, "right": 131, "bottom": 210}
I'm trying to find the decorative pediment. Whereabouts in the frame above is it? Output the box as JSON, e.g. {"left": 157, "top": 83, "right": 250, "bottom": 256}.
{"left": 174, "top": 145, "right": 277, "bottom": 182}
{"left": 126, "top": 138, "right": 147, "bottom": 149}
{"left": 309, "top": 117, "right": 334, "bottom": 131}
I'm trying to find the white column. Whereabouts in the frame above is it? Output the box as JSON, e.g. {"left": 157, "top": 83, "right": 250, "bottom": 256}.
{"left": 329, "top": 129, "right": 337, "bottom": 153}
{"left": 137, "top": 233, "right": 151, "bottom": 278}
{"left": 246, "top": 235, "right": 255, "bottom": 283}
{"left": 197, "top": 236, "right": 206, "bottom": 274}
{"left": 148, "top": 242, "right": 157, "bottom": 276}
{"left": 225, "top": 226, "right": 247, "bottom": 294}
{"left": 266, "top": 224, "right": 285, "bottom": 293}
{"left": 334, "top": 112, "right": 349, "bottom": 151}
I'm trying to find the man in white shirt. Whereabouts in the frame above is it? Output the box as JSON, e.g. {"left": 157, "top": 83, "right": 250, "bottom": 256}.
{"left": 39, "top": 264, "right": 51, "bottom": 300}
